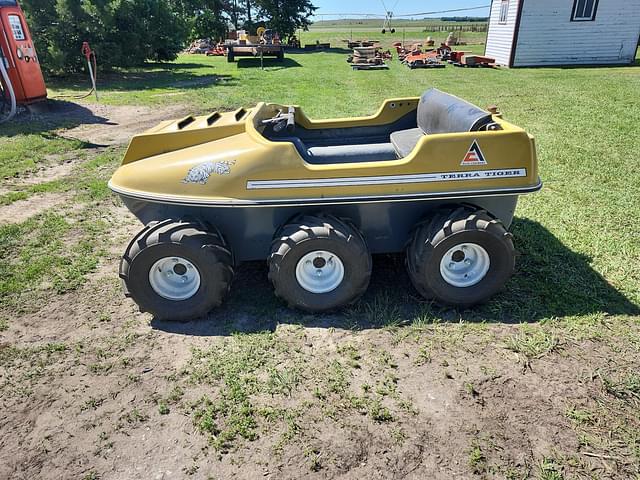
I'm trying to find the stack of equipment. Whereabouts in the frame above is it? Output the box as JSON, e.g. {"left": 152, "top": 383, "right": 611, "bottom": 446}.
{"left": 348, "top": 47, "right": 389, "bottom": 70}
{"left": 452, "top": 54, "right": 497, "bottom": 68}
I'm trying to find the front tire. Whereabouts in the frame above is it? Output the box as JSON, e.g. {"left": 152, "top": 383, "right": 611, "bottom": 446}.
{"left": 268, "top": 215, "right": 371, "bottom": 312}
{"left": 406, "top": 208, "right": 515, "bottom": 308}
{"left": 120, "top": 220, "right": 234, "bottom": 321}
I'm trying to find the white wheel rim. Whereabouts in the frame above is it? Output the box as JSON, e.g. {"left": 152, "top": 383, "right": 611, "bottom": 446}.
{"left": 295, "top": 250, "right": 345, "bottom": 294}
{"left": 439, "top": 243, "right": 490, "bottom": 288}
{"left": 149, "top": 256, "right": 201, "bottom": 301}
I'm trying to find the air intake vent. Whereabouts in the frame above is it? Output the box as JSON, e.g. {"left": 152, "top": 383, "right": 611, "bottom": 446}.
{"left": 234, "top": 108, "right": 247, "bottom": 121}
{"left": 207, "top": 112, "right": 221, "bottom": 125}
{"left": 177, "top": 116, "right": 195, "bottom": 130}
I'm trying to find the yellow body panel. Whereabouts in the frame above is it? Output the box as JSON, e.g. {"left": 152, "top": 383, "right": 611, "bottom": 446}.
{"left": 293, "top": 97, "right": 420, "bottom": 129}
{"left": 110, "top": 98, "right": 540, "bottom": 205}
{"left": 122, "top": 108, "right": 251, "bottom": 164}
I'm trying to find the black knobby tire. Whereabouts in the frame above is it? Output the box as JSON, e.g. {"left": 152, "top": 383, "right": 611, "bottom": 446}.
{"left": 227, "top": 49, "right": 235, "bottom": 62}
{"left": 406, "top": 207, "right": 515, "bottom": 307}
{"left": 268, "top": 214, "right": 372, "bottom": 312}
{"left": 120, "top": 219, "right": 234, "bottom": 321}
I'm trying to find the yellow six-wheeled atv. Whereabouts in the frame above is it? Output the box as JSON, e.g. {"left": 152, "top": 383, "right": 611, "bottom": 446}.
{"left": 109, "top": 88, "right": 541, "bottom": 320}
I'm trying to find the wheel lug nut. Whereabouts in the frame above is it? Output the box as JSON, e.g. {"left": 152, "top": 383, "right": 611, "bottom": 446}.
{"left": 465, "top": 259, "right": 471, "bottom": 265}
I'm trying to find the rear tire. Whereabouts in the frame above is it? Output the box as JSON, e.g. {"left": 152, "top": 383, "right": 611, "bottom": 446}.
{"left": 120, "top": 220, "right": 234, "bottom": 321}
{"left": 406, "top": 207, "right": 515, "bottom": 308}
{"left": 227, "top": 49, "right": 235, "bottom": 62}
{"left": 268, "top": 214, "right": 371, "bottom": 312}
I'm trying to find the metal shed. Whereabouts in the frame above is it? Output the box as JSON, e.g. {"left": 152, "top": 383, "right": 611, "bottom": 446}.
{"left": 485, "top": 0, "right": 640, "bottom": 67}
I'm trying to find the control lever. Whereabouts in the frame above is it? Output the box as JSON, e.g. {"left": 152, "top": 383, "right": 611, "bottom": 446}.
{"left": 285, "top": 106, "right": 295, "bottom": 132}
{"left": 262, "top": 106, "right": 295, "bottom": 133}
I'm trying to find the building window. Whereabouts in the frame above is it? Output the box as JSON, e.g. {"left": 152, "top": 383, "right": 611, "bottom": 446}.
{"left": 7, "top": 15, "right": 25, "bottom": 41}
{"left": 571, "top": 0, "right": 599, "bottom": 21}
{"left": 499, "top": 0, "right": 509, "bottom": 24}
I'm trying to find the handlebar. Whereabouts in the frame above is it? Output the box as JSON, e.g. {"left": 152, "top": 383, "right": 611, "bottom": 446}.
{"left": 285, "top": 106, "right": 295, "bottom": 131}
{"left": 262, "top": 106, "right": 295, "bottom": 133}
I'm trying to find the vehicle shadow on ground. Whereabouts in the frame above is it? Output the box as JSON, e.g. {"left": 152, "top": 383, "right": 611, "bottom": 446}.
{"left": 557, "top": 58, "right": 640, "bottom": 69}
{"left": 103, "top": 72, "right": 236, "bottom": 91}
{"left": 0, "top": 100, "right": 112, "bottom": 138}
{"left": 235, "top": 58, "right": 302, "bottom": 69}
{"left": 46, "top": 70, "right": 237, "bottom": 94}
{"left": 289, "top": 47, "right": 353, "bottom": 55}
{"left": 151, "top": 218, "right": 640, "bottom": 336}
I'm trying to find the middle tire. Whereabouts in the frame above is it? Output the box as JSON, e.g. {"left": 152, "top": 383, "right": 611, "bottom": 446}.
{"left": 406, "top": 207, "right": 515, "bottom": 308}
{"left": 268, "top": 214, "right": 372, "bottom": 312}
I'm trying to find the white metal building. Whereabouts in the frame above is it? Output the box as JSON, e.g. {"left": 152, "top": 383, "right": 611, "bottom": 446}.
{"left": 485, "top": 0, "right": 640, "bottom": 67}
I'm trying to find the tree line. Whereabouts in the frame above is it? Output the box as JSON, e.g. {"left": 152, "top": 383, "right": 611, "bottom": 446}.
{"left": 20, "top": 0, "right": 316, "bottom": 74}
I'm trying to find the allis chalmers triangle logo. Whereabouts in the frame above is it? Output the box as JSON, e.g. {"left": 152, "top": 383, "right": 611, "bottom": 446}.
{"left": 461, "top": 140, "right": 487, "bottom": 166}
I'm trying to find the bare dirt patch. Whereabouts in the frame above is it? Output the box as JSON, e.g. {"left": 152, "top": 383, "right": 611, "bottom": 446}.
{"left": 2, "top": 225, "right": 638, "bottom": 480}
{"left": 15, "top": 157, "right": 77, "bottom": 185}
{"left": 58, "top": 103, "right": 188, "bottom": 146}
{"left": 0, "top": 192, "right": 70, "bottom": 225}
{"left": 1, "top": 154, "right": 80, "bottom": 192}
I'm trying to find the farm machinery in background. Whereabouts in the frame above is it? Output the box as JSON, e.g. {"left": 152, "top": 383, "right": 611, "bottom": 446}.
{"left": 0, "top": 0, "right": 47, "bottom": 122}
{"left": 225, "top": 27, "right": 284, "bottom": 63}
{"left": 394, "top": 41, "right": 497, "bottom": 69}
{"left": 347, "top": 46, "right": 392, "bottom": 70}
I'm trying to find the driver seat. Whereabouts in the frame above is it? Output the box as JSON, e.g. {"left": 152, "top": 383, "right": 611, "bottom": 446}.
{"left": 390, "top": 88, "right": 493, "bottom": 158}
{"left": 278, "top": 136, "right": 398, "bottom": 164}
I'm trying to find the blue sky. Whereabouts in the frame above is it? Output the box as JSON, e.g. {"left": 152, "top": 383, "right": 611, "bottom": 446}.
{"left": 311, "top": 1, "right": 491, "bottom": 19}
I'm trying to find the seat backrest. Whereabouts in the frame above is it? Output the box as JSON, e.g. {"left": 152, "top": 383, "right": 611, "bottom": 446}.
{"left": 417, "top": 88, "right": 492, "bottom": 134}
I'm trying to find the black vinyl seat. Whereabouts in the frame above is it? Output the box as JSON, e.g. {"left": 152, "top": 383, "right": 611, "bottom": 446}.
{"left": 390, "top": 88, "right": 493, "bottom": 158}
{"left": 268, "top": 88, "right": 493, "bottom": 163}
{"left": 279, "top": 137, "right": 397, "bottom": 164}
{"left": 389, "top": 128, "right": 423, "bottom": 158}
{"left": 306, "top": 143, "right": 397, "bottom": 163}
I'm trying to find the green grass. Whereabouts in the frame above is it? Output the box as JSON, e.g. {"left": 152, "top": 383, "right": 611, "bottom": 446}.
{"left": 183, "top": 329, "right": 412, "bottom": 452}
{"left": 0, "top": 211, "right": 109, "bottom": 310}
{"left": 0, "top": 342, "right": 68, "bottom": 398}
{"left": 1, "top": 37, "right": 640, "bottom": 478}
{"left": 0, "top": 148, "right": 119, "bottom": 310}
{"left": 0, "top": 118, "right": 120, "bottom": 307}
{"left": 504, "top": 326, "right": 560, "bottom": 360}
{"left": 189, "top": 332, "right": 285, "bottom": 450}
{"left": 538, "top": 458, "right": 565, "bottom": 480}
{"left": 469, "top": 443, "right": 488, "bottom": 474}
{"left": 601, "top": 372, "right": 640, "bottom": 400}
{"left": 43, "top": 49, "right": 640, "bottom": 317}
{"left": 0, "top": 126, "right": 85, "bottom": 179}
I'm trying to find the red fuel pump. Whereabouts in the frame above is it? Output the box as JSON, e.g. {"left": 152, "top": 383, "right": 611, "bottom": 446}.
{"left": 0, "top": 0, "right": 47, "bottom": 118}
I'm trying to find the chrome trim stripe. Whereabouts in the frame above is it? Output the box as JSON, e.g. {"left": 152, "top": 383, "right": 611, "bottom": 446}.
{"left": 108, "top": 179, "right": 542, "bottom": 208}
{"left": 246, "top": 168, "right": 527, "bottom": 189}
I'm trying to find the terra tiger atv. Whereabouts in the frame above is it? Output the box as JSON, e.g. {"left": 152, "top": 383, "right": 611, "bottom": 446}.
{"left": 109, "top": 88, "right": 541, "bottom": 321}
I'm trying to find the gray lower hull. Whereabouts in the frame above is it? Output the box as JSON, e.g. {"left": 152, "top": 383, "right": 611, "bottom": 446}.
{"left": 120, "top": 195, "right": 519, "bottom": 263}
